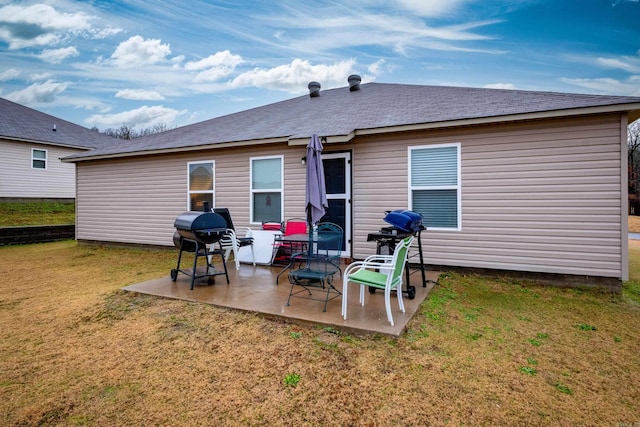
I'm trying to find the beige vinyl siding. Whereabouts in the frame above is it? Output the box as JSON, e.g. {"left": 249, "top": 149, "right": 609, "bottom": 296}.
{"left": 0, "top": 139, "right": 81, "bottom": 198}
{"left": 351, "top": 114, "right": 625, "bottom": 279}
{"left": 76, "top": 145, "right": 308, "bottom": 246}
{"left": 75, "top": 113, "right": 627, "bottom": 279}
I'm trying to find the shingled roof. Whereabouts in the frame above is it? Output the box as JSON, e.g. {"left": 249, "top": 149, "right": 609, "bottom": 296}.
{"left": 0, "top": 97, "right": 116, "bottom": 150}
{"left": 63, "top": 82, "right": 640, "bottom": 162}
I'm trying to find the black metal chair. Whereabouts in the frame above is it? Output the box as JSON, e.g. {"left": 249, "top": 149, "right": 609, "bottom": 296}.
{"left": 286, "top": 222, "right": 343, "bottom": 312}
{"left": 212, "top": 208, "right": 255, "bottom": 269}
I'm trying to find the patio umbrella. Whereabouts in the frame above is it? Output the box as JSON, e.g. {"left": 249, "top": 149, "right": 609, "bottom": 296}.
{"left": 305, "top": 133, "right": 328, "bottom": 231}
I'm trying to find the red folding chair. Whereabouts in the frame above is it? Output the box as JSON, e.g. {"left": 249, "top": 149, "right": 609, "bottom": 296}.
{"left": 272, "top": 218, "right": 307, "bottom": 265}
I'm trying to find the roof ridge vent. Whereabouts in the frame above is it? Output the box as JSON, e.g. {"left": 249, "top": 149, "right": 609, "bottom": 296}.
{"left": 308, "top": 81, "right": 321, "bottom": 98}
{"left": 348, "top": 74, "right": 361, "bottom": 91}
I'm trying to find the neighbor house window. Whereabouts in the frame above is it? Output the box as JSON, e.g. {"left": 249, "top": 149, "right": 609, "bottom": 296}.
{"left": 32, "top": 148, "right": 47, "bottom": 169}
{"left": 188, "top": 161, "right": 214, "bottom": 211}
{"left": 409, "top": 143, "right": 461, "bottom": 230}
{"left": 251, "top": 155, "right": 283, "bottom": 223}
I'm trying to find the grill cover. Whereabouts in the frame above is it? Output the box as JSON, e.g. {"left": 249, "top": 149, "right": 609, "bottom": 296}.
{"left": 383, "top": 210, "right": 423, "bottom": 233}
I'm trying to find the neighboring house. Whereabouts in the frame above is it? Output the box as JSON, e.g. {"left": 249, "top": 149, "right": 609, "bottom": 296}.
{"left": 62, "top": 79, "right": 640, "bottom": 286}
{"left": 0, "top": 97, "right": 116, "bottom": 200}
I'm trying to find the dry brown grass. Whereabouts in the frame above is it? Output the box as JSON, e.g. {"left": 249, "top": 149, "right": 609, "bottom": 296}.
{"left": 630, "top": 215, "right": 640, "bottom": 233}
{"left": 1, "top": 241, "right": 639, "bottom": 426}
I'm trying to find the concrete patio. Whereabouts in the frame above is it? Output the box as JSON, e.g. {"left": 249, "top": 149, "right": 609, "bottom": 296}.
{"left": 123, "top": 260, "right": 439, "bottom": 337}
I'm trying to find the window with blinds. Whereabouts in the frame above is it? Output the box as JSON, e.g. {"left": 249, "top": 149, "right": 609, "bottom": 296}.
{"left": 409, "top": 143, "right": 461, "bottom": 230}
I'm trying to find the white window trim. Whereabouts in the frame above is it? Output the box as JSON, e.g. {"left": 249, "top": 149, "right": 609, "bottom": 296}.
{"left": 31, "top": 148, "right": 47, "bottom": 170}
{"left": 408, "top": 142, "right": 462, "bottom": 231}
{"left": 187, "top": 160, "right": 215, "bottom": 210}
{"left": 250, "top": 155, "right": 284, "bottom": 224}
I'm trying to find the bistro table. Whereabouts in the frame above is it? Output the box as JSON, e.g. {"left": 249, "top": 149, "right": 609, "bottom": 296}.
{"left": 274, "top": 233, "right": 322, "bottom": 284}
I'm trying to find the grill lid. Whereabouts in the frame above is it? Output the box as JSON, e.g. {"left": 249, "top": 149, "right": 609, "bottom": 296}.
{"left": 174, "top": 211, "right": 227, "bottom": 231}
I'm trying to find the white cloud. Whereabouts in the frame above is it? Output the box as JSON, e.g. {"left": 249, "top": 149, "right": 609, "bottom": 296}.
{"left": 115, "top": 89, "right": 165, "bottom": 101}
{"left": 0, "top": 4, "right": 93, "bottom": 49}
{"left": 6, "top": 80, "right": 69, "bottom": 104}
{"left": 110, "top": 35, "right": 171, "bottom": 68}
{"left": 596, "top": 57, "right": 640, "bottom": 73}
{"left": 85, "top": 105, "right": 188, "bottom": 129}
{"left": 39, "top": 46, "right": 79, "bottom": 64}
{"left": 0, "top": 68, "right": 20, "bottom": 81}
{"left": 185, "top": 50, "right": 243, "bottom": 71}
{"left": 185, "top": 50, "right": 244, "bottom": 82}
{"left": 89, "top": 26, "right": 123, "bottom": 39}
{"left": 228, "top": 58, "right": 357, "bottom": 92}
{"left": 30, "top": 73, "right": 52, "bottom": 81}
{"left": 269, "top": 5, "right": 502, "bottom": 57}
{"left": 395, "top": 0, "right": 467, "bottom": 17}
{"left": 368, "top": 59, "right": 386, "bottom": 75}
{"left": 484, "top": 83, "right": 516, "bottom": 90}
{"left": 561, "top": 77, "right": 640, "bottom": 96}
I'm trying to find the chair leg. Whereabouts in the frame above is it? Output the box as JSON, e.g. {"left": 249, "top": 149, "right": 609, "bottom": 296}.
{"left": 341, "top": 278, "right": 348, "bottom": 319}
{"left": 250, "top": 244, "right": 256, "bottom": 266}
{"left": 233, "top": 241, "right": 240, "bottom": 270}
{"left": 384, "top": 286, "right": 394, "bottom": 326}
{"left": 397, "top": 283, "right": 405, "bottom": 314}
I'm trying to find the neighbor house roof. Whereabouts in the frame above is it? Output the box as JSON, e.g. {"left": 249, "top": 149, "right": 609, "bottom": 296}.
{"left": 63, "top": 82, "right": 640, "bottom": 162}
{"left": 0, "top": 97, "right": 116, "bottom": 150}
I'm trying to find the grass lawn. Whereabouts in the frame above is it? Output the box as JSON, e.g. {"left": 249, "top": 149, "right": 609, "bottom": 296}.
{"left": 0, "top": 201, "right": 75, "bottom": 226}
{"left": 0, "top": 241, "right": 639, "bottom": 426}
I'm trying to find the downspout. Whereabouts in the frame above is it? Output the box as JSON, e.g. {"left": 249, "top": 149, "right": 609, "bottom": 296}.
{"left": 622, "top": 114, "right": 629, "bottom": 281}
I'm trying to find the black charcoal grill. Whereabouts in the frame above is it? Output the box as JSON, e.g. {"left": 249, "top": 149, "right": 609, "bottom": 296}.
{"left": 170, "top": 211, "right": 229, "bottom": 290}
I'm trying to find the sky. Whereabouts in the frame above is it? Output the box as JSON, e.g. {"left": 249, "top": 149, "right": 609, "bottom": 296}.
{"left": 0, "top": 0, "right": 639, "bottom": 131}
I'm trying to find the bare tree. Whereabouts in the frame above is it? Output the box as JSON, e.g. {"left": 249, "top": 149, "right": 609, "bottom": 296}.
{"left": 93, "top": 123, "right": 173, "bottom": 140}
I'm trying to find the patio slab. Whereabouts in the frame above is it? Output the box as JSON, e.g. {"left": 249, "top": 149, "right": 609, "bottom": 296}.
{"left": 123, "top": 262, "right": 439, "bottom": 337}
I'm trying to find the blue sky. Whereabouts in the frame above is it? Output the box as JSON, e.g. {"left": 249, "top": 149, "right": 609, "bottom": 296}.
{"left": 1, "top": 0, "right": 639, "bottom": 130}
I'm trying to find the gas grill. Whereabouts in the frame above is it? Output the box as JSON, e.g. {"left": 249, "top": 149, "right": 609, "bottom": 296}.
{"left": 366, "top": 210, "right": 428, "bottom": 299}
{"left": 170, "top": 211, "right": 229, "bottom": 290}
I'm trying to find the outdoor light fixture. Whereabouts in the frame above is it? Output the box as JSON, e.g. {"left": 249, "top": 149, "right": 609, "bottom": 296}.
{"left": 301, "top": 156, "right": 306, "bottom": 165}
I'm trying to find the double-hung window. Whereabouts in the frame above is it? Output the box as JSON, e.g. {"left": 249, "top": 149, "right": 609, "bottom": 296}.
{"left": 188, "top": 161, "right": 214, "bottom": 211}
{"left": 409, "top": 143, "right": 461, "bottom": 230}
{"left": 251, "top": 155, "right": 283, "bottom": 223}
{"left": 32, "top": 148, "right": 47, "bottom": 169}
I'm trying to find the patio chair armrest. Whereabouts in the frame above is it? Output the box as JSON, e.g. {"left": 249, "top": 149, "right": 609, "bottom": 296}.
{"left": 344, "top": 259, "right": 394, "bottom": 277}
{"left": 362, "top": 254, "right": 393, "bottom": 264}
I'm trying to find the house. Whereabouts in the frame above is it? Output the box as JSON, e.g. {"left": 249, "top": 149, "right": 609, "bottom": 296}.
{"left": 62, "top": 78, "right": 640, "bottom": 287}
{"left": 0, "top": 97, "right": 115, "bottom": 200}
